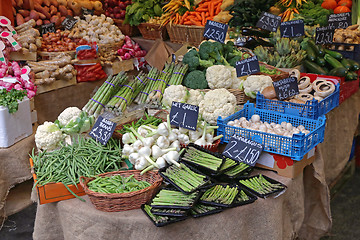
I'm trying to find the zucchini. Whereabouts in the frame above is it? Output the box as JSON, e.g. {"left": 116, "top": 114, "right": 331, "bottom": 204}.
{"left": 306, "top": 46, "right": 316, "bottom": 62}
{"left": 345, "top": 71, "right": 358, "bottom": 81}
{"left": 347, "top": 59, "right": 360, "bottom": 71}
{"left": 324, "top": 54, "right": 344, "bottom": 68}
{"left": 317, "top": 45, "right": 325, "bottom": 57}
{"left": 341, "top": 58, "right": 352, "bottom": 70}
{"left": 308, "top": 39, "right": 324, "bottom": 57}
{"left": 303, "top": 60, "right": 327, "bottom": 75}
{"left": 316, "top": 57, "right": 326, "bottom": 67}
{"left": 324, "top": 49, "right": 343, "bottom": 60}
{"left": 329, "top": 67, "right": 348, "bottom": 77}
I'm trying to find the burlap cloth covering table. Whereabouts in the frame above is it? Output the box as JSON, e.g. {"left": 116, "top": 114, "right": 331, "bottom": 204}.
{"left": 32, "top": 91, "right": 360, "bottom": 240}
{"left": 0, "top": 134, "right": 35, "bottom": 227}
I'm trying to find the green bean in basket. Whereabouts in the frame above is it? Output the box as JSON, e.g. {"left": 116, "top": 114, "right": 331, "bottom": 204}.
{"left": 200, "top": 185, "right": 238, "bottom": 205}
{"left": 182, "top": 146, "right": 223, "bottom": 171}
{"left": 151, "top": 189, "right": 198, "bottom": 207}
{"left": 162, "top": 163, "right": 207, "bottom": 192}
{"left": 223, "top": 160, "right": 250, "bottom": 177}
{"left": 239, "top": 175, "right": 284, "bottom": 195}
{"left": 30, "top": 137, "right": 123, "bottom": 189}
{"left": 88, "top": 174, "right": 151, "bottom": 194}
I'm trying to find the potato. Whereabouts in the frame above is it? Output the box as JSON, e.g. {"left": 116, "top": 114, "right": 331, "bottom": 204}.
{"left": 43, "top": 0, "right": 50, "bottom": 7}
{"left": 16, "top": 13, "right": 25, "bottom": 25}
{"left": 50, "top": 15, "right": 61, "bottom": 26}
{"left": 29, "top": 10, "right": 39, "bottom": 20}
{"left": 44, "top": 20, "right": 50, "bottom": 24}
{"left": 34, "top": 4, "right": 51, "bottom": 19}
{"left": 36, "top": 19, "right": 43, "bottom": 26}
{"left": 59, "top": 5, "right": 68, "bottom": 16}
{"left": 67, "top": 9, "right": 73, "bottom": 16}
{"left": 33, "top": 0, "right": 43, "bottom": 4}
{"left": 23, "top": 0, "right": 34, "bottom": 10}
{"left": 38, "top": 12, "right": 46, "bottom": 19}
{"left": 16, "top": 0, "right": 24, "bottom": 8}
{"left": 18, "top": 9, "right": 30, "bottom": 17}
{"left": 50, "top": 5, "right": 57, "bottom": 15}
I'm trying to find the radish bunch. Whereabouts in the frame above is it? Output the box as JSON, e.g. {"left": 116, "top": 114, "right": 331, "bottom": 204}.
{"left": 117, "top": 36, "right": 147, "bottom": 60}
{"left": 103, "top": 0, "right": 132, "bottom": 20}
{"left": 0, "top": 61, "right": 36, "bottom": 99}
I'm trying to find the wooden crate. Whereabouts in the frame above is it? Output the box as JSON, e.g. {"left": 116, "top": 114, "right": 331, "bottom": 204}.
{"left": 103, "top": 58, "right": 134, "bottom": 76}
{"left": 36, "top": 77, "right": 77, "bottom": 94}
{"left": 9, "top": 51, "right": 37, "bottom": 61}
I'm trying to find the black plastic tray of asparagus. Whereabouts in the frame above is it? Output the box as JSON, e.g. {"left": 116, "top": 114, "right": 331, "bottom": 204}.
{"left": 159, "top": 162, "right": 211, "bottom": 194}
{"left": 217, "top": 158, "right": 253, "bottom": 180}
{"left": 190, "top": 203, "right": 223, "bottom": 218}
{"left": 151, "top": 208, "right": 189, "bottom": 217}
{"left": 142, "top": 204, "right": 188, "bottom": 227}
{"left": 150, "top": 188, "right": 200, "bottom": 210}
{"left": 180, "top": 143, "right": 225, "bottom": 175}
{"left": 238, "top": 174, "right": 287, "bottom": 198}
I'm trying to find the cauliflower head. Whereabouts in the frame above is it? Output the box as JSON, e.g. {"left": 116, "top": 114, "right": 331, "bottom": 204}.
{"left": 230, "top": 67, "right": 247, "bottom": 89}
{"left": 242, "top": 75, "right": 273, "bottom": 98}
{"left": 58, "top": 107, "right": 82, "bottom": 127}
{"left": 199, "top": 88, "right": 237, "bottom": 125}
{"left": 35, "top": 121, "right": 65, "bottom": 151}
{"left": 206, "top": 65, "right": 235, "bottom": 89}
{"left": 187, "top": 89, "right": 204, "bottom": 106}
{"left": 162, "top": 85, "right": 190, "bottom": 108}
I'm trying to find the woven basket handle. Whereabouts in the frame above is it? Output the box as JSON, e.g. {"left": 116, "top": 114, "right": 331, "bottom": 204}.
{"left": 153, "top": 109, "right": 169, "bottom": 117}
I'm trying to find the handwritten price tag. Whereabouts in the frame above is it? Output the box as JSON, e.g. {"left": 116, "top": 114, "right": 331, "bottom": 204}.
{"left": 273, "top": 77, "right": 299, "bottom": 100}
{"left": 315, "top": 26, "right": 334, "bottom": 45}
{"left": 280, "top": 20, "right": 305, "bottom": 38}
{"left": 256, "top": 12, "right": 281, "bottom": 32}
{"left": 169, "top": 102, "right": 199, "bottom": 131}
{"left": 328, "top": 13, "right": 351, "bottom": 29}
{"left": 62, "top": 16, "right": 78, "bottom": 30}
{"left": 235, "top": 56, "right": 260, "bottom": 77}
{"left": 203, "top": 20, "right": 228, "bottom": 43}
{"left": 40, "top": 23, "right": 55, "bottom": 36}
{"left": 222, "top": 135, "right": 263, "bottom": 167}
{"left": 89, "top": 116, "right": 117, "bottom": 145}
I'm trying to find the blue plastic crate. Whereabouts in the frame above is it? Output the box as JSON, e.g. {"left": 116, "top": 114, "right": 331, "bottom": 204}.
{"left": 217, "top": 103, "right": 326, "bottom": 161}
{"left": 256, "top": 74, "right": 340, "bottom": 119}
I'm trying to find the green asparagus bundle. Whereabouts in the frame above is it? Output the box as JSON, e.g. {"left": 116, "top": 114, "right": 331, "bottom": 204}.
{"left": 236, "top": 190, "right": 250, "bottom": 202}
{"left": 82, "top": 72, "right": 128, "bottom": 117}
{"left": 146, "top": 63, "right": 175, "bottom": 106}
{"left": 168, "top": 63, "right": 188, "bottom": 85}
{"left": 162, "top": 163, "right": 207, "bottom": 192}
{"left": 134, "top": 67, "right": 160, "bottom": 104}
{"left": 106, "top": 72, "right": 149, "bottom": 115}
{"left": 200, "top": 185, "right": 239, "bottom": 205}
{"left": 219, "top": 158, "right": 238, "bottom": 172}
{"left": 190, "top": 203, "right": 221, "bottom": 216}
{"left": 239, "top": 174, "right": 284, "bottom": 195}
{"left": 143, "top": 204, "right": 179, "bottom": 225}
{"left": 151, "top": 189, "right": 198, "bottom": 207}
{"left": 223, "top": 161, "right": 251, "bottom": 177}
{"left": 151, "top": 208, "right": 188, "bottom": 215}
{"left": 88, "top": 174, "right": 151, "bottom": 194}
{"left": 182, "top": 146, "right": 223, "bottom": 171}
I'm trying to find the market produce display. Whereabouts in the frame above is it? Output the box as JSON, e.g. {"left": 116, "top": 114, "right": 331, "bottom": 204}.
{"left": 103, "top": 0, "right": 132, "bottom": 20}
{"left": 200, "top": 184, "right": 239, "bottom": 205}
{"left": 87, "top": 174, "right": 151, "bottom": 193}
{"left": 190, "top": 203, "right": 222, "bottom": 216}
{"left": 124, "top": 0, "right": 163, "bottom": 26}
{"left": 151, "top": 189, "right": 199, "bottom": 208}
{"left": 238, "top": 174, "right": 285, "bottom": 197}
{"left": 14, "top": 20, "right": 41, "bottom": 53}
{"left": 40, "top": 29, "right": 88, "bottom": 52}
{"left": 0, "top": 89, "right": 27, "bottom": 113}
{"left": 182, "top": 145, "right": 224, "bottom": 171}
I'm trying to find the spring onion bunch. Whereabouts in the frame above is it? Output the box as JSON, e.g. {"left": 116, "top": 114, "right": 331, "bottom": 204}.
{"left": 182, "top": 146, "right": 223, "bottom": 171}
{"left": 88, "top": 174, "right": 151, "bottom": 194}
{"left": 106, "top": 72, "right": 149, "bottom": 115}
{"left": 82, "top": 72, "right": 128, "bottom": 117}
{"left": 239, "top": 174, "right": 284, "bottom": 195}
{"left": 151, "top": 189, "right": 198, "bottom": 207}
{"left": 200, "top": 185, "right": 238, "bottom": 205}
{"left": 162, "top": 163, "right": 207, "bottom": 192}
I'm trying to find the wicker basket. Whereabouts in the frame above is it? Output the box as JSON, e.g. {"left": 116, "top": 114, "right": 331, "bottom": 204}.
{"left": 197, "top": 88, "right": 252, "bottom": 105}
{"left": 79, "top": 170, "right": 163, "bottom": 212}
{"left": 166, "top": 24, "right": 205, "bottom": 46}
{"left": 112, "top": 110, "right": 168, "bottom": 141}
{"left": 114, "top": 19, "right": 140, "bottom": 37}
{"left": 255, "top": 62, "right": 289, "bottom": 81}
{"left": 138, "top": 23, "right": 168, "bottom": 40}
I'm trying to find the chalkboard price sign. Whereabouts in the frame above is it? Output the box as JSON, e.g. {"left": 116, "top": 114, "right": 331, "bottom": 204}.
{"left": 203, "top": 20, "right": 228, "bottom": 43}
{"left": 256, "top": 12, "right": 281, "bottom": 32}
{"left": 280, "top": 20, "right": 305, "bottom": 38}
{"left": 222, "top": 134, "right": 263, "bottom": 166}
{"left": 82, "top": 7, "right": 94, "bottom": 17}
{"left": 40, "top": 23, "right": 55, "bottom": 36}
{"left": 62, "top": 16, "right": 78, "bottom": 30}
{"left": 169, "top": 102, "right": 199, "bottom": 131}
{"left": 328, "top": 13, "right": 351, "bottom": 29}
{"left": 315, "top": 26, "right": 334, "bottom": 45}
{"left": 235, "top": 56, "right": 260, "bottom": 77}
{"left": 272, "top": 77, "right": 299, "bottom": 100}
{"left": 89, "top": 116, "right": 117, "bottom": 145}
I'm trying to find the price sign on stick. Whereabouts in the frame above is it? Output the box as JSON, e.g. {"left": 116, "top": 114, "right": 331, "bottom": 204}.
{"left": 40, "top": 23, "right": 55, "bottom": 36}
{"left": 62, "top": 16, "right": 78, "bottom": 30}
{"left": 222, "top": 135, "right": 263, "bottom": 166}
{"left": 273, "top": 77, "right": 299, "bottom": 100}
{"left": 203, "top": 20, "right": 229, "bottom": 43}
{"left": 328, "top": 13, "right": 351, "bottom": 29}
{"left": 169, "top": 102, "right": 199, "bottom": 131}
{"left": 235, "top": 56, "right": 260, "bottom": 77}
{"left": 89, "top": 116, "right": 117, "bottom": 145}
{"left": 280, "top": 20, "right": 305, "bottom": 38}
{"left": 256, "top": 12, "right": 282, "bottom": 32}
{"left": 315, "top": 26, "right": 334, "bottom": 45}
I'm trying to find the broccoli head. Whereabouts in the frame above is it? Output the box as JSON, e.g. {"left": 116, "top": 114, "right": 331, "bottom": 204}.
{"left": 183, "top": 70, "right": 209, "bottom": 89}
{"left": 183, "top": 48, "right": 213, "bottom": 71}
{"left": 228, "top": 55, "right": 243, "bottom": 67}
{"left": 199, "top": 41, "right": 230, "bottom": 66}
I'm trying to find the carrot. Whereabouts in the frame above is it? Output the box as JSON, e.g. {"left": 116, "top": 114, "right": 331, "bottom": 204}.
{"left": 184, "top": 20, "right": 192, "bottom": 25}
{"left": 195, "top": 12, "right": 202, "bottom": 21}
{"left": 215, "top": 2, "right": 221, "bottom": 15}
{"left": 180, "top": 12, "right": 188, "bottom": 24}
{"left": 201, "top": 12, "right": 205, "bottom": 26}
{"left": 196, "top": 8, "right": 209, "bottom": 12}
{"left": 205, "top": 12, "right": 209, "bottom": 17}
{"left": 209, "top": 2, "right": 214, "bottom": 17}
{"left": 190, "top": 18, "right": 202, "bottom": 26}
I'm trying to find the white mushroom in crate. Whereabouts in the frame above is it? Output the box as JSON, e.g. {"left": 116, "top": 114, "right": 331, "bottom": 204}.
{"left": 314, "top": 81, "right": 335, "bottom": 98}
{"left": 298, "top": 76, "right": 312, "bottom": 93}
{"left": 289, "top": 69, "right": 301, "bottom": 80}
